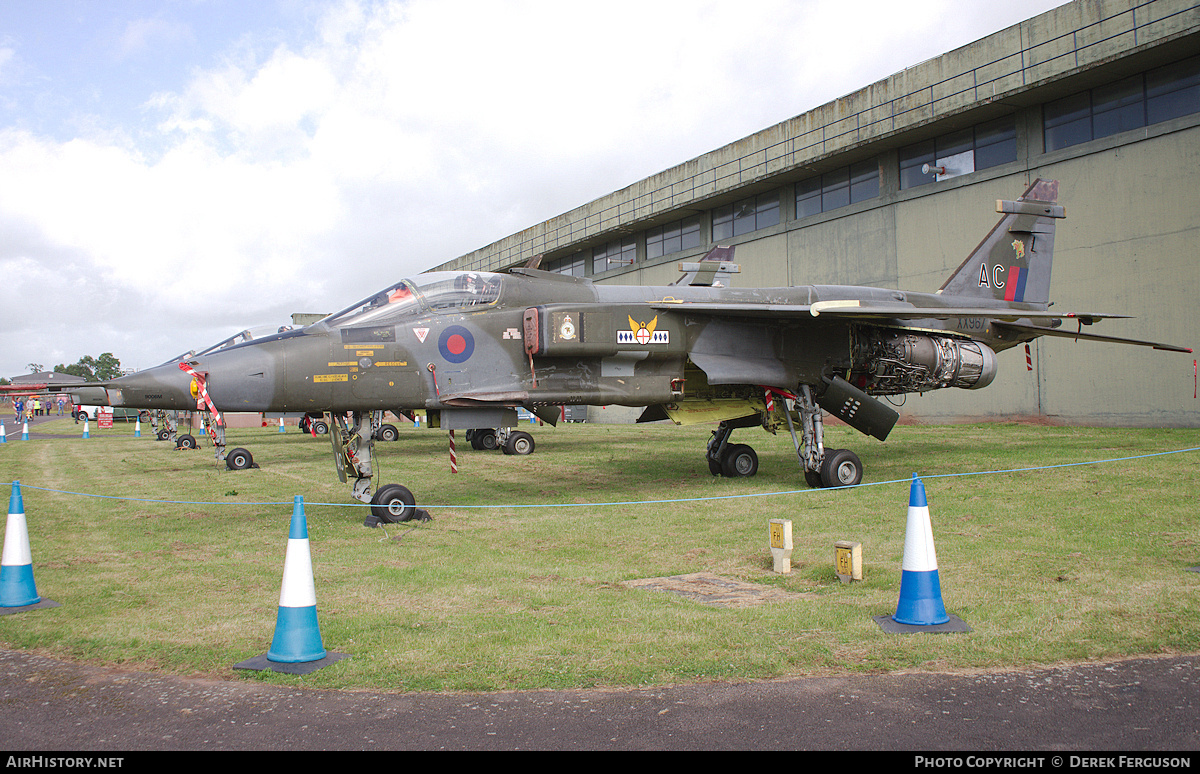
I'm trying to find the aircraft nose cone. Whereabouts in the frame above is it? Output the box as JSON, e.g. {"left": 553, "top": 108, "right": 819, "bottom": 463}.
{"left": 192, "top": 345, "right": 277, "bottom": 411}
{"left": 107, "top": 363, "right": 197, "bottom": 410}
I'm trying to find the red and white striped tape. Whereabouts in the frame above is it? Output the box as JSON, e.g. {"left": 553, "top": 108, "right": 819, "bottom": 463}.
{"left": 177, "top": 362, "right": 223, "bottom": 424}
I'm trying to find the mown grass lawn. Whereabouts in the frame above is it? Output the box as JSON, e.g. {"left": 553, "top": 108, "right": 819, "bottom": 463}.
{"left": 2, "top": 418, "right": 1197, "bottom": 692}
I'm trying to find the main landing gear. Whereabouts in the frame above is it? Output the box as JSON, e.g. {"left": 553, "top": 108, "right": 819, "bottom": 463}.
{"left": 705, "top": 385, "right": 864, "bottom": 489}
{"left": 465, "top": 428, "right": 535, "bottom": 456}
{"left": 329, "top": 410, "right": 431, "bottom": 527}
{"left": 179, "top": 414, "right": 258, "bottom": 471}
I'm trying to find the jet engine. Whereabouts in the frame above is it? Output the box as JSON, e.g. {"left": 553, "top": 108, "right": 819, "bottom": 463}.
{"left": 852, "top": 329, "right": 998, "bottom": 395}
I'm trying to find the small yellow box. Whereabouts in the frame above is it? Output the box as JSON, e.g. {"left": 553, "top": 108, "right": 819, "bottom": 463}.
{"left": 834, "top": 540, "right": 862, "bottom": 583}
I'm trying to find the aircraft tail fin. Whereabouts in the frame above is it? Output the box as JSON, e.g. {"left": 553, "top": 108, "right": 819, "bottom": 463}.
{"left": 672, "top": 245, "right": 739, "bottom": 286}
{"left": 938, "top": 179, "right": 1065, "bottom": 307}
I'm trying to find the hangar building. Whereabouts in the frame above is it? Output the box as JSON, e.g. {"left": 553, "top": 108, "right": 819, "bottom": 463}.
{"left": 435, "top": 0, "right": 1200, "bottom": 427}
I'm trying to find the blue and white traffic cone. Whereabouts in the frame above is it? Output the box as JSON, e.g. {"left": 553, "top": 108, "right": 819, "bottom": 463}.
{"left": 1, "top": 482, "right": 41, "bottom": 608}
{"left": 21, "top": 422, "right": 29, "bottom": 441}
{"left": 266, "top": 497, "right": 327, "bottom": 663}
{"left": 134, "top": 417, "right": 141, "bottom": 437}
{"left": 892, "top": 475, "right": 950, "bottom": 626}
{"left": 278, "top": 417, "right": 286, "bottom": 433}
{"left": 1, "top": 422, "right": 6, "bottom": 443}
{"left": 81, "top": 417, "right": 89, "bottom": 439}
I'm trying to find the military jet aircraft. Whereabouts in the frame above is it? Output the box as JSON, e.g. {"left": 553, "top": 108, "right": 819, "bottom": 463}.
{"left": 73, "top": 179, "right": 1190, "bottom": 522}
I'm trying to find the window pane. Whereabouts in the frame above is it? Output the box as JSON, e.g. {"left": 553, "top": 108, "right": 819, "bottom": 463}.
{"left": 712, "top": 205, "right": 733, "bottom": 241}
{"left": 795, "top": 177, "right": 821, "bottom": 218}
{"left": 733, "top": 200, "right": 756, "bottom": 236}
{"left": 899, "top": 140, "right": 935, "bottom": 188}
{"left": 1044, "top": 92, "right": 1092, "bottom": 151}
{"left": 755, "top": 194, "right": 780, "bottom": 229}
{"left": 937, "top": 128, "right": 972, "bottom": 158}
{"left": 974, "top": 116, "right": 1017, "bottom": 169}
{"left": 1092, "top": 75, "right": 1145, "bottom": 139}
{"left": 1147, "top": 56, "right": 1200, "bottom": 124}
{"left": 681, "top": 218, "right": 701, "bottom": 250}
{"left": 849, "top": 160, "right": 879, "bottom": 203}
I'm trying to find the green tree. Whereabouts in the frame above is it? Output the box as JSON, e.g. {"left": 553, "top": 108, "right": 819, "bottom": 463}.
{"left": 54, "top": 353, "right": 122, "bottom": 382}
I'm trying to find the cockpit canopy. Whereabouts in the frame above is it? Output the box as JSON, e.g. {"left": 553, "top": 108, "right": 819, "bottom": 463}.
{"left": 322, "top": 271, "right": 504, "bottom": 329}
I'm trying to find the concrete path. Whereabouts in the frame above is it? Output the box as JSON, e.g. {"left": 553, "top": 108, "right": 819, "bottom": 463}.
{"left": 0, "top": 649, "right": 1196, "bottom": 751}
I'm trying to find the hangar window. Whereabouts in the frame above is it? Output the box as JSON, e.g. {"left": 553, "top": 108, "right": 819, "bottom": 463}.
{"left": 646, "top": 216, "right": 701, "bottom": 260}
{"left": 899, "top": 116, "right": 1016, "bottom": 189}
{"left": 543, "top": 254, "right": 587, "bottom": 277}
{"left": 712, "top": 193, "right": 779, "bottom": 241}
{"left": 591, "top": 237, "right": 637, "bottom": 273}
{"left": 795, "top": 160, "right": 879, "bottom": 218}
{"left": 1043, "top": 55, "right": 1200, "bottom": 152}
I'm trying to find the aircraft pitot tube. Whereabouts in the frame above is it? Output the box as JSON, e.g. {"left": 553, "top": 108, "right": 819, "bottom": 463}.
{"left": 851, "top": 329, "right": 998, "bottom": 395}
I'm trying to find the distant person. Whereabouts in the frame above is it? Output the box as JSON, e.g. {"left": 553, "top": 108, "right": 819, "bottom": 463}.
{"left": 57, "top": 395, "right": 66, "bottom": 415}
{"left": 13, "top": 397, "right": 23, "bottom": 423}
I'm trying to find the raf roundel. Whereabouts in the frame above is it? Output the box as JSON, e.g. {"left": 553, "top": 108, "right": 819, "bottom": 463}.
{"left": 438, "top": 325, "right": 475, "bottom": 364}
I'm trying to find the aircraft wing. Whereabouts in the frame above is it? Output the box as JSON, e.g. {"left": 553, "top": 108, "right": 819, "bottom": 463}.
{"left": 651, "top": 299, "right": 1130, "bottom": 323}
{"left": 992, "top": 320, "right": 1192, "bottom": 352}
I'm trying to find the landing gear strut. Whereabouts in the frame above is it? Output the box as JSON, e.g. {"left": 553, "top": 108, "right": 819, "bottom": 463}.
{"left": 703, "top": 384, "right": 864, "bottom": 488}
{"left": 788, "top": 384, "right": 862, "bottom": 488}
{"left": 329, "top": 410, "right": 430, "bottom": 527}
{"left": 706, "top": 415, "right": 761, "bottom": 478}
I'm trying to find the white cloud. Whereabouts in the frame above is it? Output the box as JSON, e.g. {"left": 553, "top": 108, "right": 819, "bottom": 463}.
{"left": 0, "top": 0, "right": 1068, "bottom": 375}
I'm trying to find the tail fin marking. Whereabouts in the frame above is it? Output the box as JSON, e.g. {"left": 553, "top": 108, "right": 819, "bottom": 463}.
{"left": 938, "top": 179, "right": 1065, "bottom": 307}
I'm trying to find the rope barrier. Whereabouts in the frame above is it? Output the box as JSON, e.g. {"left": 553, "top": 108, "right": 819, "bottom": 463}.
{"left": 12, "top": 445, "right": 1200, "bottom": 510}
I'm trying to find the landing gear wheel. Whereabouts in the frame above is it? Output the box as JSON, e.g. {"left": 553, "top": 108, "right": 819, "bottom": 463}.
{"left": 156, "top": 430, "right": 170, "bottom": 441}
{"left": 708, "top": 457, "right": 723, "bottom": 476}
{"left": 377, "top": 423, "right": 399, "bottom": 442}
{"left": 176, "top": 434, "right": 197, "bottom": 450}
{"left": 470, "top": 429, "right": 498, "bottom": 450}
{"left": 371, "top": 484, "right": 417, "bottom": 523}
{"left": 820, "top": 449, "right": 863, "bottom": 488}
{"left": 721, "top": 444, "right": 759, "bottom": 478}
{"left": 311, "top": 420, "right": 329, "bottom": 435}
{"left": 804, "top": 470, "right": 823, "bottom": 488}
{"left": 225, "top": 447, "right": 254, "bottom": 471}
{"left": 503, "top": 431, "right": 535, "bottom": 456}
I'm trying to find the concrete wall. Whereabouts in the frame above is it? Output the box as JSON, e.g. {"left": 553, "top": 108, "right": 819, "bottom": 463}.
{"left": 436, "top": 0, "right": 1200, "bottom": 428}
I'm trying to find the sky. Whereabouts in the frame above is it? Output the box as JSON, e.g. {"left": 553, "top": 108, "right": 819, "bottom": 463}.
{"left": 0, "top": 0, "right": 1070, "bottom": 378}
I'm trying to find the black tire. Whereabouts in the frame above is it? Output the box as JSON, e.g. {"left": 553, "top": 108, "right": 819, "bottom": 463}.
{"left": 377, "top": 423, "right": 399, "bottom": 442}
{"left": 371, "top": 483, "right": 417, "bottom": 523}
{"left": 804, "top": 469, "right": 823, "bottom": 488}
{"left": 721, "top": 444, "right": 759, "bottom": 478}
{"left": 156, "top": 430, "right": 170, "bottom": 441}
{"left": 312, "top": 420, "right": 329, "bottom": 435}
{"left": 226, "top": 447, "right": 254, "bottom": 471}
{"left": 476, "top": 430, "right": 499, "bottom": 451}
{"left": 504, "top": 431, "right": 535, "bottom": 456}
{"left": 708, "top": 456, "right": 723, "bottom": 476}
{"left": 176, "top": 434, "right": 197, "bottom": 450}
{"left": 820, "top": 449, "right": 863, "bottom": 488}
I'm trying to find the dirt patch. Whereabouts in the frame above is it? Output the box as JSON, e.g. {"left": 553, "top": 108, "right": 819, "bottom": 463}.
{"left": 620, "top": 572, "right": 815, "bottom": 608}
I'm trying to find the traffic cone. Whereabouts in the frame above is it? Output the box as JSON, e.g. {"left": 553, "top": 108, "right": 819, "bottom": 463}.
{"left": 278, "top": 417, "right": 286, "bottom": 433}
{"left": 1, "top": 482, "right": 40, "bottom": 607}
{"left": 892, "top": 475, "right": 949, "bottom": 625}
{"left": 266, "top": 497, "right": 327, "bottom": 663}
{"left": 134, "top": 417, "right": 141, "bottom": 438}
{"left": 1, "top": 422, "right": 6, "bottom": 443}
{"left": 22, "top": 422, "right": 29, "bottom": 441}
{"left": 82, "top": 417, "right": 89, "bottom": 439}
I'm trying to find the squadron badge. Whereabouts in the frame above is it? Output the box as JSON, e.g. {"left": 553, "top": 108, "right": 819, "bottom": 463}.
{"left": 618, "top": 315, "right": 668, "bottom": 345}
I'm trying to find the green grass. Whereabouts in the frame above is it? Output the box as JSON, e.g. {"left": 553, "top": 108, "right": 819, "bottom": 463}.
{"left": 1, "top": 418, "right": 1198, "bottom": 692}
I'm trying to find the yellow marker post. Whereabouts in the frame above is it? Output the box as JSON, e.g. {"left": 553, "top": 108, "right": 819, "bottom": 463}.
{"left": 834, "top": 540, "right": 863, "bottom": 584}
{"left": 769, "top": 519, "right": 793, "bottom": 574}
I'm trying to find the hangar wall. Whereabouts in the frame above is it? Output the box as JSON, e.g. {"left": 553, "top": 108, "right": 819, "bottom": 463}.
{"left": 435, "top": 0, "right": 1200, "bottom": 427}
